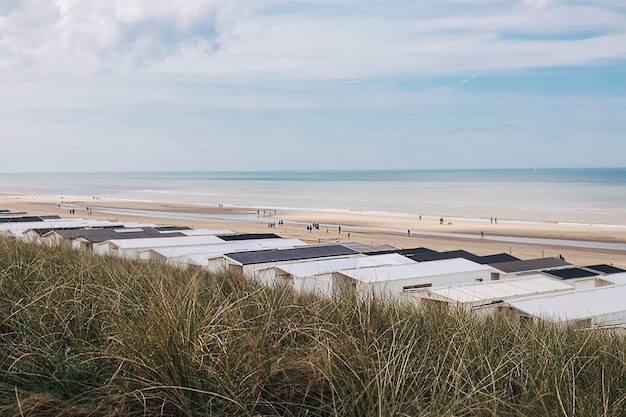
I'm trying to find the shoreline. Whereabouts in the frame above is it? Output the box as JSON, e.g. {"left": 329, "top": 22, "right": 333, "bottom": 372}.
{"left": 9, "top": 191, "right": 626, "bottom": 235}
{"left": 93, "top": 206, "right": 626, "bottom": 251}
{"left": 3, "top": 192, "right": 626, "bottom": 268}
{"left": 7, "top": 188, "right": 626, "bottom": 231}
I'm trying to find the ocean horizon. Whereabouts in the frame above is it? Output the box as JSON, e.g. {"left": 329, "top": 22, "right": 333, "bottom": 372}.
{"left": 2, "top": 168, "right": 626, "bottom": 228}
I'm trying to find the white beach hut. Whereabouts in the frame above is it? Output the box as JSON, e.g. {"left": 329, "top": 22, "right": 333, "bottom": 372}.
{"left": 21, "top": 220, "right": 128, "bottom": 245}
{"left": 224, "top": 245, "right": 360, "bottom": 281}
{"left": 270, "top": 253, "right": 416, "bottom": 296}
{"left": 399, "top": 275, "right": 574, "bottom": 312}
{"left": 95, "top": 234, "right": 226, "bottom": 259}
{"left": 481, "top": 283, "right": 626, "bottom": 329}
{"left": 142, "top": 238, "right": 308, "bottom": 269}
{"left": 489, "top": 257, "right": 571, "bottom": 280}
{"left": 331, "top": 258, "right": 494, "bottom": 301}
{"left": 0, "top": 219, "right": 86, "bottom": 239}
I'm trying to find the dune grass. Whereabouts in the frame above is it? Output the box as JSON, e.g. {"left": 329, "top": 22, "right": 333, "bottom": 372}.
{"left": 1, "top": 236, "right": 625, "bottom": 416}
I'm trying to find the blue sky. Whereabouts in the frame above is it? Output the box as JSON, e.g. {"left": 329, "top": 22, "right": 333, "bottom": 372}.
{"left": 1, "top": 0, "right": 625, "bottom": 172}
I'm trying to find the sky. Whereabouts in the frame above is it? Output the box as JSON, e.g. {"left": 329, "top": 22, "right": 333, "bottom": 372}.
{"left": 1, "top": 0, "right": 625, "bottom": 173}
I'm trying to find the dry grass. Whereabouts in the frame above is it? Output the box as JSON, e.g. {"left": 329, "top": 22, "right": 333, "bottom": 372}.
{"left": 1, "top": 236, "right": 625, "bottom": 416}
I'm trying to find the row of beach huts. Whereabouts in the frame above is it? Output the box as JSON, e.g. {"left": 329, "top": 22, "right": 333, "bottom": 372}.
{"left": 2, "top": 209, "right": 626, "bottom": 332}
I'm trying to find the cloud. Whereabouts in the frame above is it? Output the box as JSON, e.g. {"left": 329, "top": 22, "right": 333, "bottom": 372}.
{"left": 0, "top": 1, "right": 625, "bottom": 77}
{"left": 461, "top": 73, "right": 481, "bottom": 83}
{"left": 522, "top": 0, "right": 549, "bottom": 8}
{"left": 0, "top": 0, "right": 229, "bottom": 72}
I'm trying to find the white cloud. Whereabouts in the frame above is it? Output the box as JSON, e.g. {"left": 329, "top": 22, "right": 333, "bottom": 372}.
{"left": 461, "top": 72, "right": 481, "bottom": 83}
{"left": 0, "top": 0, "right": 229, "bottom": 72}
{"left": 522, "top": 0, "right": 549, "bottom": 9}
{"left": 0, "top": 1, "right": 625, "bottom": 77}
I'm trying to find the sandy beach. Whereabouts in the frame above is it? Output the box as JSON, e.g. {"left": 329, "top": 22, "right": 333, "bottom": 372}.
{"left": 2, "top": 193, "right": 626, "bottom": 269}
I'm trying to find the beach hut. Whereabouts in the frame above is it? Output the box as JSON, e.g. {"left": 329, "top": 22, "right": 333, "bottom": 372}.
{"left": 0, "top": 218, "right": 88, "bottom": 239}
{"left": 489, "top": 257, "right": 571, "bottom": 280}
{"left": 142, "top": 238, "right": 307, "bottom": 269}
{"left": 408, "top": 249, "right": 519, "bottom": 265}
{"left": 0, "top": 214, "right": 61, "bottom": 223}
{"left": 330, "top": 258, "right": 493, "bottom": 301}
{"left": 96, "top": 234, "right": 226, "bottom": 259}
{"left": 270, "top": 253, "right": 417, "bottom": 296}
{"left": 399, "top": 275, "right": 574, "bottom": 312}
{"left": 539, "top": 267, "right": 615, "bottom": 290}
{"left": 223, "top": 245, "right": 359, "bottom": 282}
{"left": 21, "top": 220, "right": 128, "bottom": 245}
{"left": 483, "top": 283, "right": 626, "bottom": 329}
{"left": 56, "top": 226, "right": 186, "bottom": 251}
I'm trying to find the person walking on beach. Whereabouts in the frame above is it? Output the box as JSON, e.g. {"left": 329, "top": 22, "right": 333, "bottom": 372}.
{"left": 481, "top": 231, "right": 484, "bottom": 239}
{"left": 408, "top": 229, "right": 411, "bottom": 237}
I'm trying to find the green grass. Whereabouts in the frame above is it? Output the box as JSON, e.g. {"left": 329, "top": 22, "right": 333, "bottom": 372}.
{"left": 1, "top": 236, "right": 625, "bottom": 416}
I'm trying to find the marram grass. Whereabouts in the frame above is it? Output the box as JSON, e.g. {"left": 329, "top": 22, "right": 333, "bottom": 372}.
{"left": 1, "top": 236, "right": 625, "bottom": 416}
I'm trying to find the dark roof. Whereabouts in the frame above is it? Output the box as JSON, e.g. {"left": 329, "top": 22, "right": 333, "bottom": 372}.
{"left": 0, "top": 215, "right": 60, "bottom": 223}
{"left": 361, "top": 246, "right": 435, "bottom": 256}
{"left": 30, "top": 226, "right": 83, "bottom": 237}
{"left": 490, "top": 257, "right": 571, "bottom": 274}
{"left": 225, "top": 244, "right": 358, "bottom": 265}
{"left": 399, "top": 247, "right": 439, "bottom": 257}
{"left": 411, "top": 250, "right": 478, "bottom": 263}
{"left": 480, "top": 253, "right": 520, "bottom": 264}
{"left": 154, "top": 226, "right": 193, "bottom": 232}
{"left": 218, "top": 233, "right": 282, "bottom": 241}
{"left": 0, "top": 213, "right": 61, "bottom": 223}
{"left": 584, "top": 264, "right": 626, "bottom": 275}
{"left": 413, "top": 250, "right": 519, "bottom": 265}
{"left": 55, "top": 227, "right": 187, "bottom": 243}
{"left": 360, "top": 247, "right": 518, "bottom": 265}
{"left": 28, "top": 225, "right": 123, "bottom": 237}
{"left": 542, "top": 268, "right": 599, "bottom": 280}
{"left": 0, "top": 209, "right": 11, "bottom": 213}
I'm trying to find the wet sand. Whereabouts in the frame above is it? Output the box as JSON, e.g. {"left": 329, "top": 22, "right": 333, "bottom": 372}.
{"left": 3, "top": 193, "right": 626, "bottom": 268}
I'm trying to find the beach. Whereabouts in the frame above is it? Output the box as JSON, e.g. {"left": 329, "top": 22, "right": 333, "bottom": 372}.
{"left": 3, "top": 193, "right": 626, "bottom": 269}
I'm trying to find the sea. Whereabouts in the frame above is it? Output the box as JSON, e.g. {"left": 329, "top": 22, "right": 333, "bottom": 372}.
{"left": 1, "top": 168, "right": 626, "bottom": 228}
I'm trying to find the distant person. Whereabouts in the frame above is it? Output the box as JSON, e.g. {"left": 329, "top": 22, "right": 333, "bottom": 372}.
{"left": 440, "top": 218, "right": 443, "bottom": 225}
{"left": 481, "top": 231, "right": 484, "bottom": 238}
{"left": 407, "top": 229, "right": 411, "bottom": 237}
